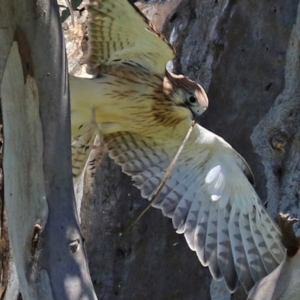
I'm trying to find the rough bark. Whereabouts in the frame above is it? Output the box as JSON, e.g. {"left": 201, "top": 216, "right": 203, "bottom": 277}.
{"left": 64, "top": 0, "right": 300, "bottom": 299}
{"left": 0, "top": 0, "right": 97, "bottom": 299}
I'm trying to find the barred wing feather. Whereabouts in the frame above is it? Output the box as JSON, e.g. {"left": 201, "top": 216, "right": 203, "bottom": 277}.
{"left": 87, "top": 0, "right": 174, "bottom": 74}
{"left": 104, "top": 124, "right": 285, "bottom": 292}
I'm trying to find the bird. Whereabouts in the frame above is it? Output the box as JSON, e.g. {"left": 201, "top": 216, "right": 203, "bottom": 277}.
{"left": 69, "top": 0, "right": 285, "bottom": 293}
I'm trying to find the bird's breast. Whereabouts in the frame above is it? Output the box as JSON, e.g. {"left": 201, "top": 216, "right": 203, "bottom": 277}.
{"left": 70, "top": 67, "right": 191, "bottom": 138}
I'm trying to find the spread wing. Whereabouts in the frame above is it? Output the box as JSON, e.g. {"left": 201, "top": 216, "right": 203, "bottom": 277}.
{"left": 87, "top": 0, "right": 175, "bottom": 74}
{"left": 104, "top": 124, "right": 285, "bottom": 292}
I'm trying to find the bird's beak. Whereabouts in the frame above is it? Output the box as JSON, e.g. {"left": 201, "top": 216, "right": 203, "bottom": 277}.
{"left": 190, "top": 106, "right": 207, "bottom": 122}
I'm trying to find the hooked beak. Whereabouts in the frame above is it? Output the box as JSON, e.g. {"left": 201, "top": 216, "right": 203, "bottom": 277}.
{"left": 179, "top": 103, "right": 205, "bottom": 121}
{"left": 189, "top": 105, "right": 207, "bottom": 122}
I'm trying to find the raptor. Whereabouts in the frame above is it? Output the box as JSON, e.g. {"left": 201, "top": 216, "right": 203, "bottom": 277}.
{"left": 69, "top": 0, "right": 285, "bottom": 292}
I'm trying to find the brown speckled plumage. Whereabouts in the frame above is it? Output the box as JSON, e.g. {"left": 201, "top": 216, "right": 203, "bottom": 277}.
{"left": 70, "top": 0, "right": 285, "bottom": 293}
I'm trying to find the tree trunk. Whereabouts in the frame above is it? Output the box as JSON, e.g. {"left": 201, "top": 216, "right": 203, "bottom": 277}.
{"left": 0, "top": 0, "right": 97, "bottom": 299}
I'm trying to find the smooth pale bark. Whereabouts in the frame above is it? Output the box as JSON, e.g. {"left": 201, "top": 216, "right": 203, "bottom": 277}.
{"left": 0, "top": 0, "right": 97, "bottom": 299}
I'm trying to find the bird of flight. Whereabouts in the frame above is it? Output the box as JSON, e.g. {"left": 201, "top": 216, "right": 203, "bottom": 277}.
{"left": 69, "top": 0, "right": 285, "bottom": 292}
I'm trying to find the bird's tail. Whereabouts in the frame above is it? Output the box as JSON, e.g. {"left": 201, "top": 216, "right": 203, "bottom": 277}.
{"left": 72, "top": 124, "right": 99, "bottom": 182}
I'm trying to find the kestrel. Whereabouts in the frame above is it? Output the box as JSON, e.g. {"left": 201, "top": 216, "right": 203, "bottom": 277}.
{"left": 69, "top": 0, "right": 285, "bottom": 292}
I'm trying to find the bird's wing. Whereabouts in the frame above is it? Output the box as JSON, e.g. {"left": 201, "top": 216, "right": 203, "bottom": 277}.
{"left": 87, "top": 0, "right": 175, "bottom": 74}
{"left": 104, "top": 124, "right": 285, "bottom": 292}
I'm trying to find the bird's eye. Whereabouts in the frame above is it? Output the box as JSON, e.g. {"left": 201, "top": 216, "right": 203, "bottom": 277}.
{"left": 189, "top": 95, "right": 197, "bottom": 104}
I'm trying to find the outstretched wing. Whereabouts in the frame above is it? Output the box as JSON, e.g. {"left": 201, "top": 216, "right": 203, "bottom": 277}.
{"left": 104, "top": 124, "right": 285, "bottom": 292}
{"left": 87, "top": 0, "right": 174, "bottom": 74}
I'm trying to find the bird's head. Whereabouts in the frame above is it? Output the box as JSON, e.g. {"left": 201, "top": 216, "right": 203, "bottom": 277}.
{"left": 163, "top": 70, "right": 209, "bottom": 120}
